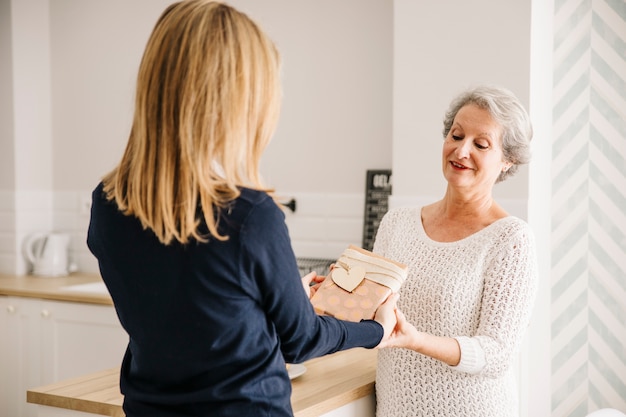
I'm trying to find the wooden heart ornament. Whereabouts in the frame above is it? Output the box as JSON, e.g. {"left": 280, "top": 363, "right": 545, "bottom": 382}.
{"left": 331, "top": 265, "right": 366, "bottom": 293}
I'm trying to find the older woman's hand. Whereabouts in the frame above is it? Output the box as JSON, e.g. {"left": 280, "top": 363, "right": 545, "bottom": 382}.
{"left": 377, "top": 308, "right": 461, "bottom": 366}
{"left": 376, "top": 304, "right": 419, "bottom": 350}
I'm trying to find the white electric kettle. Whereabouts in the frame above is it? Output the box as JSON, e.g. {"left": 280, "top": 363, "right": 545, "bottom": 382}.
{"left": 23, "top": 232, "right": 77, "bottom": 277}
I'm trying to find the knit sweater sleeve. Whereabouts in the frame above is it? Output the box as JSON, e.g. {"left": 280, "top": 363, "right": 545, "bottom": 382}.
{"left": 453, "top": 221, "right": 539, "bottom": 378}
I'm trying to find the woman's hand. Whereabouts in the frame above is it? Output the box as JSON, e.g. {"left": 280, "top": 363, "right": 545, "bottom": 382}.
{"left": 377, "top": 309, "right": 460, "bottom": 366}
{"left": 377, "top": 307, "right": 420, "bottom": 349}
{"left": 373, "top": 293, "right": 400, "bottom": 347}
{"left": 301, "top": 271, "right": 325, "bottom": 299}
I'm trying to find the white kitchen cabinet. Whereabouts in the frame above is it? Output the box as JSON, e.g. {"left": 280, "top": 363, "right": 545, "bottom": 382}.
{"left": 0, "top": 296, "right": 42, "bottom": 417}
{"left": 0, "top": 296, "right": 128, "bottom": 417}
{"left": 39, "top": 299, "right": 128, "bottom": 384}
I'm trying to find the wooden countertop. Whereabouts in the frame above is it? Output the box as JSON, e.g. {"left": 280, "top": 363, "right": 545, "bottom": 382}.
{"left": 2, "top": 274, "right": 377, "bottom": 416}
{"left": 27, "top": 348, "right": 377, "bottom": 417}
{"left": 0, "top": 273, "right": 113, "bottom": 305}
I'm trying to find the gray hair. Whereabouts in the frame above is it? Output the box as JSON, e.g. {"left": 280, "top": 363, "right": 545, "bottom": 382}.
{"left": 442, "top": 85, "right": 533, "bottom": 183}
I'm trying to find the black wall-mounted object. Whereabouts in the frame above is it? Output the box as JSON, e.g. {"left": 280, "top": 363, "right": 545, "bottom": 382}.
{"left": 362, "top": 170, "right": 392, "bottom": 251}
{"left": 281, "top": 198, "right": 297, "bottom": 213}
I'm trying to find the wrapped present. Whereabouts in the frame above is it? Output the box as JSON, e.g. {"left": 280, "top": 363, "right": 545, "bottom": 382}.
{"left": 310, "top": 245, "right": 407, "bottom": 322}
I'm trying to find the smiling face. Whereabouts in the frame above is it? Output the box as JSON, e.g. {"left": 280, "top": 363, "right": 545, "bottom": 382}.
{"left": 442, "top": 104, "right": 511, "bottom": 194}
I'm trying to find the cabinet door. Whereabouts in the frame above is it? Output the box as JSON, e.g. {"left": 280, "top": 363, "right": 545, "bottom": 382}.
{"left": 0, "top": 296, "right": 43, "bottom": 417}
{"left": 40, "top": 300, "right": 128, "bottom": 384}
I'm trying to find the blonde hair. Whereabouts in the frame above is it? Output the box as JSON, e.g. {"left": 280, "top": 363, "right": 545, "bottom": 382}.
{"left": 103, "top": 0, "right": 281, "bottom": 244}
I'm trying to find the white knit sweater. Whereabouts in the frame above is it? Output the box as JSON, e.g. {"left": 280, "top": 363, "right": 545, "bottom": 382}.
{"left": 374, "top": 206, "right": 538, "bottom": 417}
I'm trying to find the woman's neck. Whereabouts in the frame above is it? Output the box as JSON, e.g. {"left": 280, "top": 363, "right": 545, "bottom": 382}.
{"left": 437, "top": 187, "right": 498, "bottom": 220}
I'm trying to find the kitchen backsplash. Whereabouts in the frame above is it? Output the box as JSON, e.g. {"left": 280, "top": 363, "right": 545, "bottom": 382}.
{"left": 0, "top": 190, "right": 373, "bottom": 275}
{"left": 281, "top": 192, "right": 366, "bottom": 261}
{"left": 0, "top": 190, "right": 58, "bottom": 275}
{"left": 0, "top": 190, "right": 528, "bottom": 276}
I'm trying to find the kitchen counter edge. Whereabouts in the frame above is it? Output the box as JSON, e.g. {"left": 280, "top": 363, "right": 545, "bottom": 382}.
{"left": 27, "top": 348, "right": 377, "bottom": 417}
{"left": 0, "top": 273, "right": 112, "bottom": 305}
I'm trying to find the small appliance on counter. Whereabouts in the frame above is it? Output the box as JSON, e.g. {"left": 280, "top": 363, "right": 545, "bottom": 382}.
{"left": 23, "top": 232, "right": 77, "bottom": 277}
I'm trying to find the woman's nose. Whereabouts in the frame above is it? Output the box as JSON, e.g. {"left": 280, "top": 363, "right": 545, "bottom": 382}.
{"left": 455, "top": 139, "right": 472, "bottom": 159}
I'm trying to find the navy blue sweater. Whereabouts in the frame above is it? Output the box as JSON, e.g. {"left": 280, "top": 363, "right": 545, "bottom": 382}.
{"left": 87, "top": 183, "right": 383, "bottom": 417}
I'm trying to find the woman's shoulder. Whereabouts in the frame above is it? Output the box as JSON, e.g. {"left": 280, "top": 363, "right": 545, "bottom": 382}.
{"left": 495, "top": 215, "right": 531, "bottom": 232}
{"left": 490, "top": 216, "right": 535, "bottom": 246}
{"left": 91, "top": 181, "right": 107, "bottom": 203}
{"left": 237, "top": 187, "right": 273, "bottom": 206}
{"left": 384, "top": 205, "right": 422, "bottom": 220}
{"left": 90, "top": 181, "right": 120, "bottom": 214}
{"left": 377, "top": 206, "right": 423, "bottom": 236}
{"left": 211, "top": 188, "right": 283, "bottom": 238}
{"left": 234, "top": 188, "right": 283, "bottom": 222}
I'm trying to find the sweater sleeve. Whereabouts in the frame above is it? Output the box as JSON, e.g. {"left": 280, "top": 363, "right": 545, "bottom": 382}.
{"left": 452, "top": 222, "right": 538, "bottom": 378}
{"left": 451, "top": 336, "right": 487, "bottom": 373}
{"left": 239, "top": 196, "right": 383, "bottom": 363}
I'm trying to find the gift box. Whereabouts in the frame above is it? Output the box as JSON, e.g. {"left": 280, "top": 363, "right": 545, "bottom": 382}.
{"left": 310, "top": 245, "right": 407, "bottom": 322}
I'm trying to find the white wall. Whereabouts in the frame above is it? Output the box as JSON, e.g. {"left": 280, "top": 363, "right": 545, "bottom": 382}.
{"left": 1, "top": 0, "right": 55, "bottom": 274}
{"left": 49, "top": 0, "right": 393, "bottom": 194}
{"left": 0, "top": 0, "right": 14, "bottom": 190}
{"left": 0, "top": 0, "right": 16, "bottom": 272}
{"left": 49, "top": 0, "right": 167, "bottom": 192}
{"left": 1, "top": 0, "right": 393, "bottom": 272}
{"left": 1, "top": 0, "right": 535, "bottom": 272}
{"left": 526, "top": 0, "right": 554, "bottom": 415}
{"left": 392, "top": 0, "right": 531, "bottom": 215}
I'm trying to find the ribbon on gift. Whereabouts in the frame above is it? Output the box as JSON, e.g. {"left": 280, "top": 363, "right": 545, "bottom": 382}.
{"left": 331, "top": 246, "right": 407, "bottom": 293}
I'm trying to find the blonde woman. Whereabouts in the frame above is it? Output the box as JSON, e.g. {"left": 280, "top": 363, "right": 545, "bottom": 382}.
{"left": 87, "top": 2, "right": 397, "bottom": 416}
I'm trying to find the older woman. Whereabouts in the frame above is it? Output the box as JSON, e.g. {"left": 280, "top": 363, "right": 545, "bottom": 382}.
{"left": 374, "top": 85, "right": 538, "bottom": 417}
